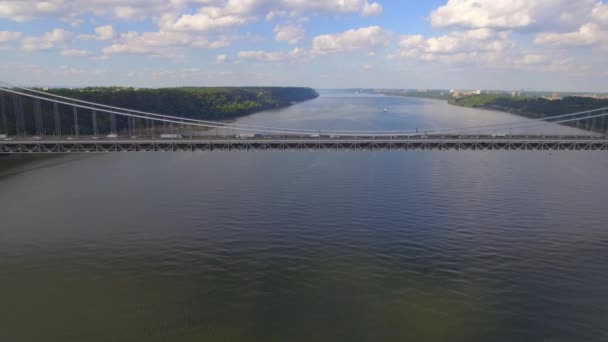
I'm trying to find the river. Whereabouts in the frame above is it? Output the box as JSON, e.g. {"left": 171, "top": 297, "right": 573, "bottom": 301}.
{"left": 1, "top": 92, "right": 607, "bottom": 341}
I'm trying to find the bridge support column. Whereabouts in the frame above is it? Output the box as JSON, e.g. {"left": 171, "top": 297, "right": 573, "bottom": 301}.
{"left": 92, "top": 110, "right": 98, "bottom": 136}
{"left": 110, "top": 114, "right": 117, "bottom": 135}
{"left": 73, "top": 106, "right": 79, "bottom": 137}
{"left": 53, "top": 102, "right": 61, "bottom": 136}
{"left": 128, "top": 117, "right": 133, "bottom": 136}
{"left": 0, "top": 92, "right": 7, "bottom": 135}
{"left": 34, "top": 98, "right": 43, "bottom": 136}
{"left": 13, "top": 95, "right": 24, "bottom": 136}
{"left": 149, "top": 119, "right": 154, "bottom": 137}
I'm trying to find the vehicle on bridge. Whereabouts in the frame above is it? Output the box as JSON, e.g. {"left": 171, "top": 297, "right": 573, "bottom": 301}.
{"left": 160, "top": 134, "right": 182, "bottom": 139}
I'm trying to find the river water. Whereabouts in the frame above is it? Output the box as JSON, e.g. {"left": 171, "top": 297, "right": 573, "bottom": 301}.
{"left": 1, "top": 92, "right": 608, "bottom": 342}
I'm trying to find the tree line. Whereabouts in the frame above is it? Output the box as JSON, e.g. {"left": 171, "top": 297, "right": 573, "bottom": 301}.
{"left": 450, "top": 94, "right": 608, "bottom": 133}
{"left": 0, "top": 87, "right": 319, "bottom": 136}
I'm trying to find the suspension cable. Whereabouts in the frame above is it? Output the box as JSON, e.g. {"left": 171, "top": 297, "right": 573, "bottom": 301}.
{"left": 4, "top": 81, "right": 608, "bottom": 135}
{"left": 1, "top": 84, "right": 607, "bottom": 137}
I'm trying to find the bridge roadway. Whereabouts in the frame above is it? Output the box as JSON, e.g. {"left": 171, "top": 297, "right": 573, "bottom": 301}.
{"left": 1, "top": 134, "right": 608, "bottom": 153}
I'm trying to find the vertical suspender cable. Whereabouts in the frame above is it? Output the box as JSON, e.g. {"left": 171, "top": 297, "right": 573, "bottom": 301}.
{"left": 73, "top": 106, "right": 79, "bottom": 137}
{"left": 92, "top": 109, "right": 98, "bottom": 136}
{"left": 111, "top": 114, "right": 117, "bottom": 135}
{"left": 0, "top": 92, "right": 7, "bottom": 135}
{"left": 54, "top": 102, "right": 61, "bottom": 136}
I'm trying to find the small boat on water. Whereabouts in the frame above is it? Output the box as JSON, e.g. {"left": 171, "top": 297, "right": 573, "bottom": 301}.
{"left": 383, "top": 107, "right": 388, "bottom": 112}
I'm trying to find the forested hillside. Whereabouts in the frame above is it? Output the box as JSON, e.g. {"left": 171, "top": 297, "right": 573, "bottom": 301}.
{"left": 450, "top": 95, "right": 608, "bottom": 132}
{"left": 0, "top": 87, "right": 319, "bottom": 135}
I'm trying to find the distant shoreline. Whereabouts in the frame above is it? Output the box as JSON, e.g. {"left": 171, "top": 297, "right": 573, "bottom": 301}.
{"left": 362, "top": 90, "right": 608, "bottom": 134}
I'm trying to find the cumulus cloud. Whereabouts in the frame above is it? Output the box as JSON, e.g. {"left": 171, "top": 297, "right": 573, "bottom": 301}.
{"left": 311, "top": 26, "right": 392, "bottom": 54}
{"left": 159, "top": 8, "right": 252, "bottom": 32}
{"left": 102, "top": 31, "right": 232, "bottom": 58}
{"left": 94, "top": 25, "right": 115, "bottom": 40}
{"left": 592, "top": 2, "right": 608, "bottom": 23}
{"left": 231, "top": 0, "right": 383, "bottom": 18}
{"left": 274, "top": 24, "right": 305, "bottom": 44}
{"left": 238, "top": 47, "right": 306, "bottom": 63}
{"left": 429, "top": 0, "right": 597, "bottom": 30}
{"left": 394, "top": 28, "right": 519, "bottom": 67}
{"left": 0, "top": 0, "right": 382, "bottom": 25}
{"left": 216, "top": 54, "right": 229, "bottom": 63}
{"left": 534, "top": 23, "right": 607, "bottom": 47}
{"left": 396, "top": 28, "right": 513, "bottom": 64}
{"left": 533, "top": 2, "right": 608, "bottom": 49}
{"left": 21, "top": 28, "right": 72, "bottom": 52}
{"left": 0, "top": 0, "right": 191, "bottom": 22}
{"left": 61, "top": 48, "right": 93, "bottom": 57}
{"left": 361, "top": 2, "right": 383, "bottom": 17}
{"left": 79, "top": 25, "right": 115, "bottom": 40}
{"left": 392, "top": 26, "right": 582, "bottom": 73}
{"left": 518, "top": 54, "right": 548, "bottom": 65}
{"left": 0, "top": 31, "right": 22, "bottom": 43}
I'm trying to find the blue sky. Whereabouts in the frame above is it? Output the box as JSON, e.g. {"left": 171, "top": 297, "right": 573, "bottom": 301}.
{"left": 1, "top": 0, "right": 607, "bottom": 91}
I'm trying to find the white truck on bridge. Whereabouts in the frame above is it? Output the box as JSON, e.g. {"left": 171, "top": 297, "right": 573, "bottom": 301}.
{"left": 160, "top": 134, "right": 182, "bottom": 139}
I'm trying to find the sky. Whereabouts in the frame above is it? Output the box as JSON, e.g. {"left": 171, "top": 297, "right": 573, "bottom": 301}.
{"left": 0, "top": 0, "right": 607, "bottom": 91}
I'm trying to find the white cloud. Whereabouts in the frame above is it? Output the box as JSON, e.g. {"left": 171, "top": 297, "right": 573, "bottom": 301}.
{"left": 398, "top": 29, "right": 512, "bottom": 54}
{"left": 274, "top": 24, "right": 305, "bottom": 44}
{"left": 228, "top": 0, "right": 383, "bottom": 19}
{"left": 238, "top": 47, "right": 306, "bottom": 63}
{"left": 113, "top": 6, "right": 139, "bottom": 19}
{"left": 392, "top": 26, "right": 584, "bottom": 74}
{"left": 399, "top": 35, "right": 425, "bottom": 48}
{"left": 534, "top": 23, "right": 607, "bottom": 47}
{"left": 61, "top": 49, "right": 93, "bottom": 57}
{"left": 361, "top": 2, "right": 383, "bottom": 16}
{"left": 532, "top": 2, "right": 608, "bottom": 49}
{"left": 94, "top": 25, "right": 115, "bottom": 40}
{"left": 592, "top": 2, "right": 608, "bottom": 23}
{"left": 0, "top": 0, "right": 382, "bottom": 26}
{"left": 59, "top": 65, "right": 85, "bottom": 75}
{"left": 311, "top": 26, "right": 392, "bottom": 54}
{"left": 395, "top": 29, "right": 520, "bottom": 68}
{"left": 21, "top": 28, "right": 72, "bottom": 52}
{"left": 0, "top": 31, "right": 22, "bottom": 43}
{"left": 79, "top": 25, "right": 116, "bottom": 40}
{"left": 518, "top": 54, "right": 548, "bottom": 65}
{"left": 102, "top": 31, "right": 232, "bottom": 57}
{"left": 159, "top": 7, "right": 252, "bottom": 32}
{"left": 216, "top": 54, "right": 229, "bottom": 63}
{"left": 429, "top": 0, "right": 597, "bottom": 30}
{"left": 0, "top": 0, "right": 181, "bottom": 22}
{"left": 158, "top": 0, "right": 382, "bottom": 33}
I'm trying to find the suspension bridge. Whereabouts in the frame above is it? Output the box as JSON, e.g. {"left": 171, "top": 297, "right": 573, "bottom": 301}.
{"left": 1, "top": 82, "right": 608, "bottom": 153}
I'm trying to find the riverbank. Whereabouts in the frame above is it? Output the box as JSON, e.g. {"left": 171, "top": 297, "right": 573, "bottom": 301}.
{"left": 449, "top": 94, "right": 608, "bottom": 133}
{"left": 6, "top": 87, "right": 319, "bottom": 136}
{"left": 363, "top": 90, "right": 608, "bottom": 133}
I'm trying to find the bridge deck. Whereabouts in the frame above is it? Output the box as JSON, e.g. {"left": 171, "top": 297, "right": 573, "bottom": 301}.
{"left": 1, "top": 135, "right": 608, "bottom": 152}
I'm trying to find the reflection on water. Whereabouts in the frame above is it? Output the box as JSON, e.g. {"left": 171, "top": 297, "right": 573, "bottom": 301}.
{"left": 1, "top": 93, "right": 607, "bottom": 341}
